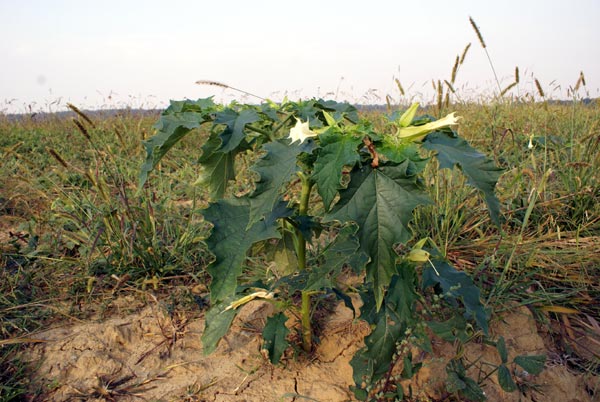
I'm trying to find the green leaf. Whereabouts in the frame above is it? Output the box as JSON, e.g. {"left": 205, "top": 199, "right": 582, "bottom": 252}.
{"left": 378, "top": 141, "right": 428, "bottom": 175}
{"left": 424, "top": 258, "right": 489, "bottom": 334}
{"left": 445, "top": 360, "right": 486, "bottom": 401}
{"left": 312, "top": 131, "right": 363, "bottom": 210}
{"left": 427, "top": 315, "right": 469, "bottom": 343}
{"left": 249, "top": 139, "right": 314, "bottom": 227}
{"left": 215, "top": 108, "right": 260, "bottom": 153}
{"left": 196, "top": 131, "right": 246, "bottom": 200}
{"left": 272, "top": 231, "right": 298, "bottom": 276}
{"left": 262, "top": 312, "right": 290, "bottom": 364}
{"left": 201, "top": 297, "right": 238, "bottom": 355}
{"left": 423, "top": 131, "right": 504, "bottom": 226}
{"left": 305, "top": 224, "right": 363, "bottom": 291}
{"left": 497, "top": 336, "right": 508, "bottom": 364}
{"left": 325, "top": 162, "right": 431, "bottom": 308}
{"left": 204, "top": 198, "right": 291, "bottom": 302}
{"left": 514, "top": 355, "right": 546, "bottom": 375}
{"left": 350, "top": 263, "right": 417, "bottom": 393}
{"left": 385, "top": 261, "right": 419, "bottom": 326}
{"left": 139, "top": 104, "right": 214, "bottom": 187}
{"left": 498, "top": 364, "right": 517, "bottom": 392}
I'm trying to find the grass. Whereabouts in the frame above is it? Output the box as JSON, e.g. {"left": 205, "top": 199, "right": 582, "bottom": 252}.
{"left": 1, "top": 94, "right": 599, "bottom": 400}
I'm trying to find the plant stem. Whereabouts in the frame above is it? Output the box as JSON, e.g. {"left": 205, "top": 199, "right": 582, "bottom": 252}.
{"left": 301, "top": 291, "right": 312, "bottom": 352}
{"left": 297, "top": 172, "right": 314, "bottom": 352}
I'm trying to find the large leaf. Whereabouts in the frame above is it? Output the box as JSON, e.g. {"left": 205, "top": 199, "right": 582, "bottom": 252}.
{"left": 350, "top": 263, "right": 417, "bottom": 397}
{"left": 305, "top": 224, "right": 364, "bottom": 291}
{"left": 312, "top": 131, "right": 362, "bottom": 210}
{"left": 423, "top": 131, "right": 504, "bottom": 226}
{"left": 196, "top": 132, "right": 246, "bottom": 200}
{"left": 262, "top": 312, "right": 290, "bottom": 364}
{"left": 214, "top": 108, "right": 260, "bottom": 153}
{"left": 325, "top": 162, "right": 431, "bottom": 307}
{"left": 201, "top": 296, "right": 238, "bottom": 355}
{"left": 139, "top": 98, "right": 216, "bottom": 187}
{"left": 204, "top": 198, "right": 291, "bottom": 302}
{"left": 248, "top": 139, "right": 314, "bottom": 227}
{"left": 424, "top": 258, "right": 489, "bottom": 334}
{"left": 378, "top": 141, "right": 428, "bottom": 175}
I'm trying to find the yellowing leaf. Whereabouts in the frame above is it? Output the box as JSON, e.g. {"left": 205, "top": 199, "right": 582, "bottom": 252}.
{"left": 539, "top": 306, "right": 580, "bottom": 314}
{"left": 407, "top": 248, "right": 430, "bottom": 262}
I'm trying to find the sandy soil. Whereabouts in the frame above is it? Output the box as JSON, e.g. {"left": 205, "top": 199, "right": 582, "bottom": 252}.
{"left": 21, "top": 295, "right": 598, "bottom": 402}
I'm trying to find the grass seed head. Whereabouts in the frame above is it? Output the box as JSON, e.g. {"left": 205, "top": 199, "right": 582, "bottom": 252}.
{"left": 469, "top": 16, "right": 486, "bottom": 48}
{"left": 459, "top": 43, "right": 471, "bottom": 64}
{"left": 534, "top": 78, "right": 545, "bottom": 98}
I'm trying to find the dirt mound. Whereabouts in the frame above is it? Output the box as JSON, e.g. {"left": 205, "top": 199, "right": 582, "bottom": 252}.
{"left": 23, "top": 299, "right": 597, "bottom": 401}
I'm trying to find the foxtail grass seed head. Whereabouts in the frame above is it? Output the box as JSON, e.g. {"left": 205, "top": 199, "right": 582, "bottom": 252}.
{"left": 395, "top": 78, "right": 405, "bottom": 96}
{"left": 444, "top": 80, "right": 456, "bottom": 94}
{"left": 386, "top": 94, "right": 392, "bottom": 112}
{"left": 515, "top": 66, "right": 520, "bottom": 83}
{"left": 459, "top": 43, "right": 471, "bottom": 64}
{"left": 451, "top": 56, "right": 459, "bottom": 84}
{"left": 500, "top": 82, "right": 517, "bottom": 97}
{"left": 67, "top": 103, "right": 95, "bottom": 128}
{"left": 47, "top": 148, "right": 69, "bottom": 168}
{"left": 72, "top": 119, "right": 91, "bottom": 141}
{"left": 195, "top": 80, "right": 229, "bottom": 89}
{"left": 469, "top": 16, "right": 486, "bottom": 48}
{"left": 574, "top": 71, "right": 586, "bottom": 91}
{"left": 436, "top": 80, "right": 443, "bottom": 111}
{"left": 534, "top": 78, "right": 545, "bottom": 98}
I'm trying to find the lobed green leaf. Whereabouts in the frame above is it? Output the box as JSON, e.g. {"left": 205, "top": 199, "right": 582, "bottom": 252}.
{"left": 423, "top": 131, "right": 504, "bottom": 226}
{"left": 262, "top": 312, "right": 290, "bottom": 364}
{"left": 248, "top": 139, "right": 314, "bottom": 227}
{"left": 424, "top": 258, "right": 489, "bottom": 334}
{"left": 325, "top": 162, "right": 431, "bottom": 308}
{"left": 139, "top": 98, "right": 217, "bottom": 187}
{"left": 312, "top": 130, "right": 363, "bottom": 210}
{"left": 204, "top": 198, "right": 291, "bottom": 302}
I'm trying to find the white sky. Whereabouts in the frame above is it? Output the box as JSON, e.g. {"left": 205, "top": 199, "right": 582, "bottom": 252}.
{"left": 1, "top": 0, "right": 599, "bottom": 113}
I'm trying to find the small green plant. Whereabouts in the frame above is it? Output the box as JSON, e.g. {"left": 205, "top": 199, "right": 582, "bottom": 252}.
{"left": 140, "top": 97, "right": 505, "bottom": 399}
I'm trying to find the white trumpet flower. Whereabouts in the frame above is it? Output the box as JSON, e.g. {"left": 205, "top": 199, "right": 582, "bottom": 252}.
{"left": 392, "top": 103, "right": 461, "bottom": 143}
{"left": 288, "top": 118, "right": 318, "bottom": 144}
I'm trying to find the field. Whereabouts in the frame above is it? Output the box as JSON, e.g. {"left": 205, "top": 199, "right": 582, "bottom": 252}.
{"left": 1, "top": 96, "right": 599, "bottom": 401}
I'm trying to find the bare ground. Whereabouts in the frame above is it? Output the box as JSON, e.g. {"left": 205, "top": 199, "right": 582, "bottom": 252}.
{"left": 21, "top": 296, "right": 598, "bottom": 402}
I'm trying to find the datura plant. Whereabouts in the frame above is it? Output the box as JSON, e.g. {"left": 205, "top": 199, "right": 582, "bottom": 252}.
{"left": 139, "top": 98, "right": 506, "bottom": 399}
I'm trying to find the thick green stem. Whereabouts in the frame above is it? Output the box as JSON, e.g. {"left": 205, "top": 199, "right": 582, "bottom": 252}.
{"left": 301, "top": 291, "right": 312, "bottom": 352}
{"left": 296, "top": 171, "right": 314, "bottom": 352}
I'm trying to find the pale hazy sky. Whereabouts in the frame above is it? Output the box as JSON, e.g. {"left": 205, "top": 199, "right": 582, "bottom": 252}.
{"left": 1, "top": 0, "right": 599, "bottom": 113}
